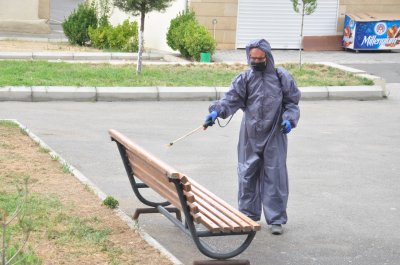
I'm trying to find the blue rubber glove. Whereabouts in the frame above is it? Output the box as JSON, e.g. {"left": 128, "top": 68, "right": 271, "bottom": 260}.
{"left": 204, "top": 111, "right": 218, "bottom": 128}
{"left": 281, "top": 120, "right": 292, "bottom": 134}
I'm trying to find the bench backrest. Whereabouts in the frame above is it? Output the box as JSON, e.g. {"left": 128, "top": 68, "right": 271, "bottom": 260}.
{"left": 109, "top": 129, "right": 191, "bottom": 209}
{"left": 109, "top": 129, "right": 260, "bottom": 233}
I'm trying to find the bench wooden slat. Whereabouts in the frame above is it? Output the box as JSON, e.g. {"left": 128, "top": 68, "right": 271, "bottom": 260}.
{"left": 193, "top": 212, "right": 221, "bottom": 234}
{"left": 190, "top": 180, "right": 261, "bottom": 231}
{"left": 127, "top": 149, "right": 174, "bottom": 183}
{"left": 183, "top": 190, "right": 195, "bottom": 203}
{"left": 129, "top": 159, "right": 200, "bottom": 215}
{"left": 193, "top": 195, "right": 242, "bottom": 232}
{"left": 182, "top": 182, "right": 191, "bottom": 192}
{"left": 191, "top": 185, "right": 252, "bottom": 232}
{"left": 131, "top": 161, "right": 181, "bottom": 207}
{"left": 189, "top": 202, "right": 199, "bottom": 213}
{"left": 192, "top": 202, "right": 232, "bottom": 233}
{"left": 109, "top": 129, "right": 181, "bottom": 180}
{"left": 128, "top": 153, "right": 195, "bottom": 202}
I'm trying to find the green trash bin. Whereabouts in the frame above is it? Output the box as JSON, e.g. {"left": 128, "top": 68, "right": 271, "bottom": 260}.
{"left": 200, "top": 52, "right": 211, "bottom": 63}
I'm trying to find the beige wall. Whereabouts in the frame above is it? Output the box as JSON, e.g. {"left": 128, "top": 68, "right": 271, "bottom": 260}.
{"left": 97, "top": 0, "right": 187, "bottom": 52}
{"left": 338, "top": 0, "right": 400, "bottom": 32}
{"left": 0, "top": 0, "right": 39, "bottom": 20}
{"left": 190, "top": 0, "right": 238, "bottom": 49}
{"left": 0, "top": 0, "right": 50, "bottom": 33}
{"left": 39, "top": 0, "right": 50, "bottom": 20}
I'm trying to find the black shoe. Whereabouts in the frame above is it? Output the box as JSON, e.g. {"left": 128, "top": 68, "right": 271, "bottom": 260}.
{"left": 271, "top": 224, "right": 283, "bottom": 235}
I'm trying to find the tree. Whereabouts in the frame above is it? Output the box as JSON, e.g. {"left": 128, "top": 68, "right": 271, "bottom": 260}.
{"left": 113, "top": 0, "right": 174, "bottom": 75}
{"left": 291, "top": 0, "right": 317, "bottom": 69}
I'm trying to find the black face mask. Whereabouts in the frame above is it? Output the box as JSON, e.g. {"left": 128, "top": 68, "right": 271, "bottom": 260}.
{"left": 251, "top": 61, "right": 267, "bottom": 72}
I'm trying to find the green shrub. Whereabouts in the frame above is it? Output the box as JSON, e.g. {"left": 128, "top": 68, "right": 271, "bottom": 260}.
{"left": 166, "top": 11, "right": 196, "bottom": 57}
{"left": 103, "top": 196, "right": 119, "bottom": 209}
{"left": 89, "top": 20, "right": 139, "bottom": 52}
{"left": 62, "top": 3, "right": 98, "bottom": 46}
{"left": 183, "top": 21, "right": 216, "bottom": 61}
{"left": 167, "top": 11, "right": 216, "bottom": 61}
{"left": 108, "top": 20, "right": 139, "bottom": 52}
{"left": 88, "top": 25, "right": 111, "bottom": 49}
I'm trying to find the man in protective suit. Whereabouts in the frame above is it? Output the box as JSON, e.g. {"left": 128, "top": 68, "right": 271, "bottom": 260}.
{"left": 204, "top": 39, "right": 300, "bottom": 235}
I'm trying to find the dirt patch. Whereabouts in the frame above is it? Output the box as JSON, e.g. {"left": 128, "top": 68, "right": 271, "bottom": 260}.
{"left": 0, "top": 122, "right": 173, "bottom": 265}
{"left": 0, "top": 40, "right": 102, "bottom": 52}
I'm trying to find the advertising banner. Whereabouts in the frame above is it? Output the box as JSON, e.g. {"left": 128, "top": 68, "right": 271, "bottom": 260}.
{"left": 343, "top": 13, "right": 400, "bottom": 50}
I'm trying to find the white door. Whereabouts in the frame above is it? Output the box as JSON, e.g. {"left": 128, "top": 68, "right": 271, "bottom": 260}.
{"left": 236, "top": 0, "right": 339, "bottom": 49}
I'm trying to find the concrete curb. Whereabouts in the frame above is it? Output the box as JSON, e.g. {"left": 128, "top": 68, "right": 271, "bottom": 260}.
{"left": 0, "top": 85, "right": 386, "bottom": 101}
{"left": 3, "top": 119, "right": 183, "bottom": 265}
{"left": 0, "top": 54, "right": 387, "bottom": 100}
{"left": 0, "top": 51, "right": 163, "bottom": 61}
{"left": 318, "top": 62, "right": 388, "bottom": 97}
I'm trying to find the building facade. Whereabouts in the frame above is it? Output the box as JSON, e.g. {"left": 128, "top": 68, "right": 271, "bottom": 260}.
{"left": 191, "top": 0, "right": 400, "bottom": 49}
{"left": 0, "top": 0, "right": 50, "bottom": 34}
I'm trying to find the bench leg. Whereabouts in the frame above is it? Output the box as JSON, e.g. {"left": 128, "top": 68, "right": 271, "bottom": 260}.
{"left": 169, "top": 178, "right": 258, "bottom": 260}
{"left": 193, "top": 260, "right": 250, "bottom": 265}
{"left": 193, "top": 231, "right": 257, "bottom": 260}
{"left": 133, "top": 207, "right": 181, "bottom": 221}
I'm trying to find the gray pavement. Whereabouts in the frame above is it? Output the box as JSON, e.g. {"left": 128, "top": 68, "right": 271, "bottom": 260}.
{"left": 2, "top": 11, "right": 400, "bottom": 263}
{"left": 1, "top": 83, "right": 400, "bottom": 264}
{"left": 213, "top": 49, "right": 400, "bottom": 65}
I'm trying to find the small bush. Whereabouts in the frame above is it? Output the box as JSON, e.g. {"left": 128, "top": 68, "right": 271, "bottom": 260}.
{"left": 167, "top": 11, "right": 216, "bottom": 61}
{"left": 103, "top": 196, "right": 119, "bottom": 209}
{"left": 183, "top": 21, "right": 216, "bottom": 61}
{"left": 89, "top": 20, "right": 139, "bottom": 52}
{"left": 62, "top": 3, "right": 98, "bottom": 46}
{"left": 166, "top": 11, "right": 196, "bottom": 58}
{"left": 88, "top": 25, "right": 111, "bottom": 49}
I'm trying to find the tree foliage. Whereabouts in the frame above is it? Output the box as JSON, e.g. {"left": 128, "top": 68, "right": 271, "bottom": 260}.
{"left": 113, "top": 0, "right": 172, "bottom": 16}
{"left": 291, "top": 0, "right": 317, "bottom": 15}
{"left": 290, "top": 0, "right": 318, "bottom": 69}
{"left": 112, "top": 0, "right": 174, "bottom": 74}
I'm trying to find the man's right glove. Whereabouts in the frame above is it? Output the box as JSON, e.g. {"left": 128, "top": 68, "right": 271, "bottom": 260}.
{"left": 281, "top": 120, "right": 292, "bottom": 134}
{"left": 204, "top": 111, "right": 218, "bottom": 129}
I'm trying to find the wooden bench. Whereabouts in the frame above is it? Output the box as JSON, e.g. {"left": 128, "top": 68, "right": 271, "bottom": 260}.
{"left": 109, "top": 129, "right": 261, "bottom": 260}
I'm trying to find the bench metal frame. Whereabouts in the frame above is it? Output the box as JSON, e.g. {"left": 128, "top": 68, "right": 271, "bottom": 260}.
{"left": 112, "top": 139, "right": 257, "bottom": 260}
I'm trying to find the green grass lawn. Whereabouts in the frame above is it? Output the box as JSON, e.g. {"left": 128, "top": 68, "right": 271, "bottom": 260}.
{"left": 0, "top": 61, "right": 374, "bottom": 87}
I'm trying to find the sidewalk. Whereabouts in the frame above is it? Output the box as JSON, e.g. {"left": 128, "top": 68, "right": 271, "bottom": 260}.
{"left": 1, "top": 38, "right": 399, "bottom": 265}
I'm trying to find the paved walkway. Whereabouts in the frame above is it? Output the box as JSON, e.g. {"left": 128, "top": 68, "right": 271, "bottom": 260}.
{"left": 1, "top": 33, "right": 400, "bottom": 264}
{"left": 1, "top": 86, "right": 400, "bottom": 264}
{"left": 213, "top": 49, "right": 400, "bottom": 64}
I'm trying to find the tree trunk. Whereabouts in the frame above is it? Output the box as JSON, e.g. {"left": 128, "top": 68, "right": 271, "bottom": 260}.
{"left": 136, "top": 11, "right": 145, "bottom": 75}
{"left": 299, "top": 4, "right": 305, "bottom": 70}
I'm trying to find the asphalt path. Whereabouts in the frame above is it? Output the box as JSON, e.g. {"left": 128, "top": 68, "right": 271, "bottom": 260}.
{"left": 1, "top": 84, "right": 400, "bottom": 264}
{"left": 344, "top": 63, "right": 400, "bottom": 83}
{"left": 49, "top": 0, "right": 84, "bottom": 35}
{"left": 51, "top": 0, "right": 84, "bottom": 23}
